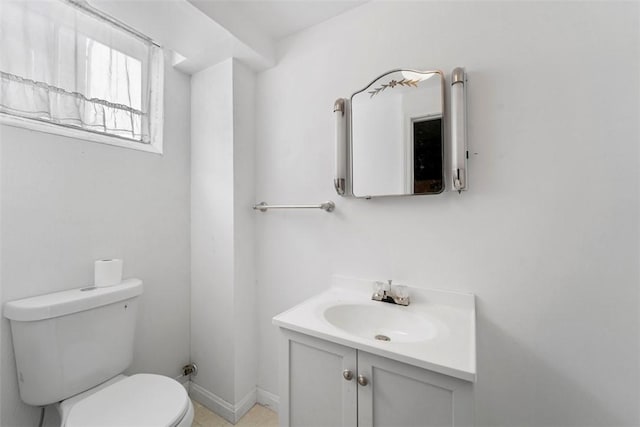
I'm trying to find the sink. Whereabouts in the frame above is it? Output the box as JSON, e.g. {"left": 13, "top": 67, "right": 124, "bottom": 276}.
{"left": 273, "top": 277, "right": 476, "bottom": 381}
{"left": 323, "top": 303, "right": 437, "bottom": 343}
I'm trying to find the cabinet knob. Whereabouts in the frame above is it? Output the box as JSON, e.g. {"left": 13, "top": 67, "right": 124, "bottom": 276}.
{"left": 357, "top": 374, "right": 368, "bottom": 386}
{"left": 342, "top": 369, "right": 354, "bottom": 381}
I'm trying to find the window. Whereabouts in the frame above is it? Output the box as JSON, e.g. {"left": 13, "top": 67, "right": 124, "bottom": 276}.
{"left": 0, "top": 0, "right": 164, "bottom": 153}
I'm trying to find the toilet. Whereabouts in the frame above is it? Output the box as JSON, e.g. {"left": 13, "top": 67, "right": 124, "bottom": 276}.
{"left": 4, "top": 279, "right": 194, "bottom": 427}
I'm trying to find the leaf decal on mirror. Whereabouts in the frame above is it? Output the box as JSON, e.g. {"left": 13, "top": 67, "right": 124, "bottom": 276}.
{"left": 368, "top": 78, "right": 421, "bottom": 98}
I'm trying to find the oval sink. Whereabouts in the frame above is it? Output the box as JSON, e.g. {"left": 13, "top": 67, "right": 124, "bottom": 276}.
{"left": 323, "top": 304, "right": 437, "bottom": 343}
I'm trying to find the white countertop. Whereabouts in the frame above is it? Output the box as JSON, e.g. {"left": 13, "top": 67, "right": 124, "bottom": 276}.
{"left": 272, "top": 276, "right": 476, "bottom": 382}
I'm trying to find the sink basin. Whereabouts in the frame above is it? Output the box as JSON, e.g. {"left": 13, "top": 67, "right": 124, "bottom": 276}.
{"left": 323, "top": 303, "right": 437, "bottom": 343}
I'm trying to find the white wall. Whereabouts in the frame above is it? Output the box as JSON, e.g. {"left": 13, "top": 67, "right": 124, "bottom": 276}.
{"left": 0, "top": 98, "right": 3, "bottom": 427}
{"left": 255, "top": 2, "right": 639, "bottom": 426}
{"left": 190, "top": 58, "right": 257, "bottom": 422}
{"left": 0, "top": 57, "right": 191, "bottom": 426}
{"left": 232, "top": 60, "right": 258, "bottom": 407}
{"left": 191, "top": 59, "right": 236, "bottom": 407}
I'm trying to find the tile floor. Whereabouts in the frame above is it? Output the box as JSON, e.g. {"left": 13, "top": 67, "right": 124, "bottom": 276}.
{"left": 192, "top": 400, "right": 279, "bottom": 427}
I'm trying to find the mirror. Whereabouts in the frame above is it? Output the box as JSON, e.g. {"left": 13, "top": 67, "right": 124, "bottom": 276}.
{"left": 349, "top": 70, "right": 445, "bottom": 198}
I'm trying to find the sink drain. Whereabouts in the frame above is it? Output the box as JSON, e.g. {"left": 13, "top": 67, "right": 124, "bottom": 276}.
{"left": 375, "top": 334, "right": 391, "bottom": 342}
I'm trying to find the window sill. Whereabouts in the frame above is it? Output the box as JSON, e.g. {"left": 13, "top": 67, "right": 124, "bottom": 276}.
{"left": 0, "top": 114, "right": 163, "bottom": 154}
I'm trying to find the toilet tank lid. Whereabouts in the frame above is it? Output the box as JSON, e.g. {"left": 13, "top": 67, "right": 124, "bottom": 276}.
{"left": 3, "top": 279, "right": 143, "bottom": 322}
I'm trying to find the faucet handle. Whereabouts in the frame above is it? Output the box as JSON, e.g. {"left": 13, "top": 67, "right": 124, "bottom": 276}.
{"left": 372, "top": 281, "right": 385, "bottom": 296}
{"left": 394, "top": 284, "right": 409, "bottom": 300}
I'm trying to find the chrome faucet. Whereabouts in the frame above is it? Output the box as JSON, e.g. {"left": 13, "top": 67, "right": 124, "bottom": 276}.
{"left": 372, "top": 280, "right": 410, "bottom": 306}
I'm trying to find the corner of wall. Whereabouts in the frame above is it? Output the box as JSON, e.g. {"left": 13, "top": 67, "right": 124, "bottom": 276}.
{"left": 190, "top": 56, "right": 260, "bottom": 416}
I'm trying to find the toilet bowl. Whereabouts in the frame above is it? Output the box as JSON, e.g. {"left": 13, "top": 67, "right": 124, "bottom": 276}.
{"left": 57, "top": 374, "right": 194, "bottom": 427}
{"left": 4, "top": 279, "right": 194, "bottom": 427}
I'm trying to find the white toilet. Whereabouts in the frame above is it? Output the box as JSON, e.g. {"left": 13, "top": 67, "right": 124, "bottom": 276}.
{"left": 4, "top": 279, "right": 194, "bottom": 427}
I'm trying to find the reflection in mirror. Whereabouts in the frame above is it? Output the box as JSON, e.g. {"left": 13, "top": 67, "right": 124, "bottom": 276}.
{"left": 350, "top": 70, "right": 444, "bottom": 198}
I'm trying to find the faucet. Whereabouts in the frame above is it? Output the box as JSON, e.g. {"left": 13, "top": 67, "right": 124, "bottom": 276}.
{"left": 372, "top": 280, "right": 410, "bottom": 306}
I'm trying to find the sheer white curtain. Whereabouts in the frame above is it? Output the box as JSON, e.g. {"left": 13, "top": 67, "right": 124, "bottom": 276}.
{"left": 0, "top": 0, "right": 163, "bottom": 144}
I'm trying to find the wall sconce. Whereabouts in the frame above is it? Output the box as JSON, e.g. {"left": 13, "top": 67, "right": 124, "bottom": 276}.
{"left": 450, "top": 67, "right": 467, "bottom": 192}
{"left": 333, "top": 98, "right": 347, "bottom": 195}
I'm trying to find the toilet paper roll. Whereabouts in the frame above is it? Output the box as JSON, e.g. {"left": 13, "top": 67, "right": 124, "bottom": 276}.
{"left": 94, "top": 259, "right": 123, "bottom": 287}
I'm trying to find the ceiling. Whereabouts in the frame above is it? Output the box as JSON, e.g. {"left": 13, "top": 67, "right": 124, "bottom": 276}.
{"left": 187, "top": 1, "right": 367, "bottom": 42}
{"left": 89, "top": 0, "right": 367, "bottom": 74}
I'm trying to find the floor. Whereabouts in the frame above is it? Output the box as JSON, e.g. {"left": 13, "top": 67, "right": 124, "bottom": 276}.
{"left": 192, "top": 400, "right": 279, "bottom": 427}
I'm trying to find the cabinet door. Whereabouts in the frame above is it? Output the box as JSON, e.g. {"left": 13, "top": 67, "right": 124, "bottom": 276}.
{"left": 357, "top": 351, "right": 473, "bottom": 427}
{"left": 279, "top": 329, "right": 357, "bottom": 427}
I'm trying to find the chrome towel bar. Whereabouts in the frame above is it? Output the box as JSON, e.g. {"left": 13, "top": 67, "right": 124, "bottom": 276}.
{"left": 253, "top": 201, "right": 335, "bottom": 212}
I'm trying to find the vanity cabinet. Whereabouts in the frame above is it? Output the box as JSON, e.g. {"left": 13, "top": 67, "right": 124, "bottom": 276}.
{"left": 279, "top": 329, "right": 473, "bottom": 427}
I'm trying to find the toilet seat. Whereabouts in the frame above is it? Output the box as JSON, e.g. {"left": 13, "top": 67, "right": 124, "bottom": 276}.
{"left": 63, "top": 374, "right": 191, "bottom": 427}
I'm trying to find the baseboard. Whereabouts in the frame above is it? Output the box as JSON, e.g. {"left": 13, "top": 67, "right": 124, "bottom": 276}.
{"left": 189, "top": 382, "right": 258, "bottom": 424}
{"left": 257, "top": 387, "right": 279, "bottom": 414}
{"left": 189, "top": 382, "right": 235, "bottom": 423}
{"left": 235, "top": 388, "right": 257, "bottom": 421}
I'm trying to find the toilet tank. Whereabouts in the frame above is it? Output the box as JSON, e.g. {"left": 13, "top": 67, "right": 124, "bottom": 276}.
{"left": 3, "top": 279, "right": 143, "bottom": 406}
